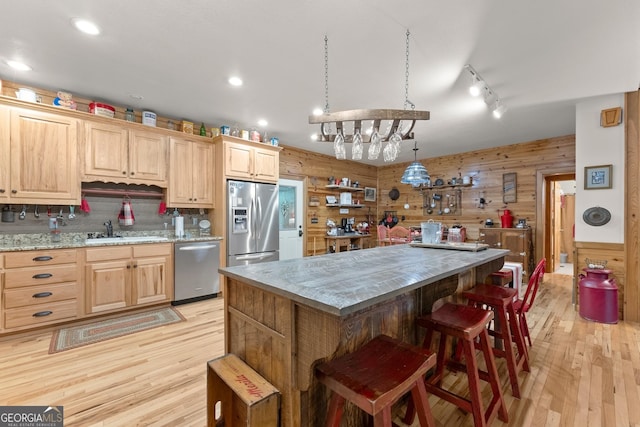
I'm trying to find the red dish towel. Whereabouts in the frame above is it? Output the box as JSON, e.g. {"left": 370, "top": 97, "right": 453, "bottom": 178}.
{"left": 80, "top": 196, "right": 91, "bottom": 213}
{"left": 118, "top": 198, "right": 135, "bottom": 226}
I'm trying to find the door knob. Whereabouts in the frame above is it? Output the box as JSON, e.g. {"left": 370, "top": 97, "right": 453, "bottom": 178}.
{"left": 298, "top": 225, "right": 303, "bottom": 237}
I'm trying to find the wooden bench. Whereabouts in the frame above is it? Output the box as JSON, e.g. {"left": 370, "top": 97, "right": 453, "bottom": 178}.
{"left": 207, "top": 353, "right": 280, "bottom": 426}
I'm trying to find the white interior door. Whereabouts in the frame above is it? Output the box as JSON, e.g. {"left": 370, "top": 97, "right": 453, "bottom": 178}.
{"left": 278, "top": 178, "right": 304, "bottom": 260}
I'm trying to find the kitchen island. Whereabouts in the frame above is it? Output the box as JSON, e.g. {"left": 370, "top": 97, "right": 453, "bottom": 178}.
{"left": 218, "top": 244, "right": 508, "bottom": 426}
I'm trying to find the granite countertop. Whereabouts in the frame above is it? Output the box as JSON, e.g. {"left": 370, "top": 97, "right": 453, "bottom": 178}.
{"left": 0, "top": 231, "right": 223, "bottom": 252}
{"left": 219, "top": 245, "right": 509, "bottom": 316}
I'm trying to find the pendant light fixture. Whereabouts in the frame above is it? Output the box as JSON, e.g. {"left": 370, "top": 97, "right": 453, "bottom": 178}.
{"left": 400, "top": 141, "right": 430, "bottom": 187}
{"left": 310, "top": 30, "right": 430, "bottom": 161}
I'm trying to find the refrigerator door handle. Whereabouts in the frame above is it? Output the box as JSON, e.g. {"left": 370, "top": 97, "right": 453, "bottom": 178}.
{"left": 256, "top": 196, "right": 262, "bottom": 240}
{"left": 235, "top": 253, "right": 276, "bottom": 261}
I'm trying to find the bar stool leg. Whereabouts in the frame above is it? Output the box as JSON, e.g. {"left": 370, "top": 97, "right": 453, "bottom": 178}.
{"left": 479, "top": 329, "right": 509, "bottom": 424}
{"left": 326, "top": 394, "right": 345, "bottom": 427}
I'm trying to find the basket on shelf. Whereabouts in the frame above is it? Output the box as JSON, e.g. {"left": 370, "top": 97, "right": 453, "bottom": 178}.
{"left": 585, "top": 258, "right": 608, "bottom": 269}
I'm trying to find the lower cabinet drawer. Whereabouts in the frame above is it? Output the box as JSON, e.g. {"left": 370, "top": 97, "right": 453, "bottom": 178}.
{"left": 4, "top": 265, "right": 77, "bottom": 288}
{"left": 4, "top": 299, "right": 78, "bottom": 329}
{"left": 4, "top": 282, "right": 77, "bottom": 309}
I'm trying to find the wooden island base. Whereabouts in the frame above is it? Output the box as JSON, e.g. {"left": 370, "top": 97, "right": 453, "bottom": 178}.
{"left": 219, "top": 245, "right": 506, "bottom": 426}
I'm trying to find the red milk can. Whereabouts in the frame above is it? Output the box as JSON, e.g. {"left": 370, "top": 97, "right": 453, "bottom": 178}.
{"left": 578, "top": 268, "right": 618, "bottom": 324}
{"left": 500, "top": 209, "right": 513, "bottom": 228}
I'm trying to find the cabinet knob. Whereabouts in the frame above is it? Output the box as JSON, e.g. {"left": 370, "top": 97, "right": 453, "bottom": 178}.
{"left": 496, "top": 242, "right": 501, "bottom": 247}
{"left": 11, "top": 189, "right": 17, "bottom": 194}
{"left": 0, "top": 189, "right": 5, "bottom": 193}
{"left": 130, "top": 172, "right": 135, "bottom": 176}
{"left": 193, "top": 198, "right": 197, "bottom": 201}
{"left": 133, "top": 263, "right": 138, "bottom": 268}
{"left": 127, "top": 264, "right": 131, "bottom": 269}
{"left": 122, "top": 171, "right": 127, "bottom": 175}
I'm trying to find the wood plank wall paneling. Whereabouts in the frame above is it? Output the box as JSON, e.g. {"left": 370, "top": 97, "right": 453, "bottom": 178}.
{"left": 280, "top": 136, "right": 575, "bottom": 258}
{"left": 625, "top": 91, "right": 640, "bottom": 322}
{"left": 574, "top": 242, "right": 625, "bottom": 319}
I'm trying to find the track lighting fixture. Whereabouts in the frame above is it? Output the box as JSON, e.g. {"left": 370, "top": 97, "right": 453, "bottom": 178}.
{"left": 464, "top": 64, "right": 507, "bottom": 119}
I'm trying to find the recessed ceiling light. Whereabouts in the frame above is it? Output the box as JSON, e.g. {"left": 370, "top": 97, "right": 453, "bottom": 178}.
{"left": 129, "top": 94, "right": 144, "bottom": 101}
{"left": 228, "top": 76, "right": 243, "bottom": 87}
{"left": 72, "top": 18, "right": 100, "bottom": 35}
{"left": 312, "top": 108, "right": 324, "bottom": 116}
{"left": 6, "top": 60, "right": 32, "bottom": 71}
{"left": 257, "top": 119, "right": 268, "bottom": 127}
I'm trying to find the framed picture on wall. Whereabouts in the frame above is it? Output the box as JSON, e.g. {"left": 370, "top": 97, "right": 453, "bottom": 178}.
{"left": 502, "top": 172, "right": 517, "bottom": 203}
{"left": 364, "top": 187, "right": 377, "bottom": 202}
{"left": 584, "top": 164, "right": 612, "bottom": 189}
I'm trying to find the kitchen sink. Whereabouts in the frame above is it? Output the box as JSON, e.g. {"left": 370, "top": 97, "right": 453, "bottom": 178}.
{"left": 84, "top": 236, "right": 169, "bottom": 245}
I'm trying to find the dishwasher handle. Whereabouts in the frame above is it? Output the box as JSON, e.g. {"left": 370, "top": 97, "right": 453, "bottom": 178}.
{"left": 178, "top": 244, "right": 219, "bottom": 251}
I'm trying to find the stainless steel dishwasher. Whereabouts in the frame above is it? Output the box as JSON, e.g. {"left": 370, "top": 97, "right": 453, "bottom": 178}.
{"left": 172, "top": 240, "right": 220, "bottom": 305}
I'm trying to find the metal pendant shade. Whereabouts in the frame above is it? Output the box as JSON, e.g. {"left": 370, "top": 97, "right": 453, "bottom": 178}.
{"left": 401, "top": 142, "right": 430, "bottom": 187}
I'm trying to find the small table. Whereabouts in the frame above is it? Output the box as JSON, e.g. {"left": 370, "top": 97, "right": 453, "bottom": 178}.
{"left": 325, "top": 234, "right": 370, "bottom": 252}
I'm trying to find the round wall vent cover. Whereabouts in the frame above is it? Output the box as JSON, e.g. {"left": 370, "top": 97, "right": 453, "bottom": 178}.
{"left": 582, "top": 206, "right": 611, "bottom": 226}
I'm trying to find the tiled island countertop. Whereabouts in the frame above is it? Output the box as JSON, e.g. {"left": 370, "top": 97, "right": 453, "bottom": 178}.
{"left": 220, "top": 244, "right": 509, "bottom": 316}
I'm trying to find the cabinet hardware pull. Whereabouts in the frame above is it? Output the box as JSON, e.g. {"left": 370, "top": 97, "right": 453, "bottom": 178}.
{"left": 127, "top": 264, "right": 131, "bottom": 269}
{"left": 520, "top": 252, "right": 526, "bottom": 256}
{"left": 133, "top": 264, "right": 138, "bottom": 268}
{"left": 11, "top": 189, "right": 17, "bottom": 194}
{"left": 33, "top": 292, "right": 53, "bottom": 298}
{"left": 0, "top": 189, "right": 5, "bottom": 193}
{"left": 33, "top": 256, "right": 53, "bottom": 262}
{"left": 131, "top": 172, "right": 135, "bottom": 175}
{"left": 122, "top": 171, "right": 127, "bottom": 175}
{"left": 33, "top": 273, "right": 53, "bottom": 279}
{"left": 33, "top": 311, "right": 53, "bottom": 317}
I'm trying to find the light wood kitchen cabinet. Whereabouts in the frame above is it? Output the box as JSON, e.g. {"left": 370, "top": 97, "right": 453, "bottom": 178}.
{"left": 167, "top": 136, "right": 214, "bottom": 207}
{"left": 6, "top": 108, "right": 80, "bottom": 204}
{"left": 0, "top": 108, "right": 9, "bottom": 201}
{"left": 84, "top": 244, "right": 173, "bottom": 314}
{"left": 83, "top": 121, "right": 169, "bottom": 186}
{"left": 223, "top": 138, "right": 279, "bottom": 183}
{"left": 2, "top": 249, "right": 79, "bottom": 331}
{"left": 480, "top": 227, "right": 534, "bottom": 278}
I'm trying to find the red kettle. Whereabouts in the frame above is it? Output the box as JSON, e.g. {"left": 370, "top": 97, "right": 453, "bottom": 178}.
{"left": 500, "top": 209, "right": 513, "bottom": 228}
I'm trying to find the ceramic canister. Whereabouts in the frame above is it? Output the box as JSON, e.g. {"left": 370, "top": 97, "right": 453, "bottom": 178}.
{"left": 142, "top": 111, "right": 157, "bottom": 126}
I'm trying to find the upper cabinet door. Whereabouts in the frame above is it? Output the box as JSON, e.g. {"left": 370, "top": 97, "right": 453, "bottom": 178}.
{"left": 224, "top": 142, "right": 253, "bottom": 180}
{"left": 253, "top": 146, "right": 279, "bottom": 182}
{"left": 83, "top": 122, "right": 168, "bottom": 186}
{"left": 191, "top": 140, "right": 214, "bottom": 206}
{"left": 84, "top": 121, "right": 129, "bottom": 181}
{"left": 128, "top": 130, "right": 168, "bottom": 186}
{"left": 9, "top": 108, "right": 80, "bottom": 203}
{"left": 0, "top": 107, "right": 10, "bottom": 201}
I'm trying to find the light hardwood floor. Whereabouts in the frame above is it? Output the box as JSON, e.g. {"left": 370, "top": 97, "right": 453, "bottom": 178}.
{"left": 0, "top": 273, "right": 638, "bottom": 427}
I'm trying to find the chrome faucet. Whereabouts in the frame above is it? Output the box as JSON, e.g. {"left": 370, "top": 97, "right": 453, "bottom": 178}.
{"left": 104, "top": 220, "right": 113, "bottom": 237}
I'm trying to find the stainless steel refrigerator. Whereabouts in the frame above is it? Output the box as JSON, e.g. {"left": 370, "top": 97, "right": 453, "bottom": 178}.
{"left": 227, "top": 180, "right": 279, "bottom": 266}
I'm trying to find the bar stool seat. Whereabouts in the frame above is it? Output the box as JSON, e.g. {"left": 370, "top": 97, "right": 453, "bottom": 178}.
{"left": 462, "top": 283, "right": 530, "bottom": 399}
{"left": 406, "top": 303, "right": 508, "bottom": 427}
{"left": 316, "top": 334, "right": 437, "bottom": 427}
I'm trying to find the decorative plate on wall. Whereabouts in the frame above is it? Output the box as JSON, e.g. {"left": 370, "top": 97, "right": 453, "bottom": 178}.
{"left": 582, "top": 206, "right": 611, "bottom": 226}
{"left": 388, "top": 188, "right": 400, "bottom": 200}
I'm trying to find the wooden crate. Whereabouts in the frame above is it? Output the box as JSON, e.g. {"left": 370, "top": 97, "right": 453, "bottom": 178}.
{"left": 207, "top": 353, "right": 280, "bottom": 427}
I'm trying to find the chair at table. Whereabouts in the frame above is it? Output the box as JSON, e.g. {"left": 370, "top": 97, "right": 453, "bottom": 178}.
{"left": 388, "top": 225, "right": 411, "bottom": 245}
{"left": 377, "top": 225, "right": 391, "bottom": 246}
{"left": 514, "top": 258, "right": 546, "bottom": 347}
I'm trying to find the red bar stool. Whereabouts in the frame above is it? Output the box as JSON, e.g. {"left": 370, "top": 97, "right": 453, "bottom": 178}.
{"left": 406, "top": 303, "right": 508, "bottom": 427}
{"left": 315, "top": 334, "right": 437, "bottom": 427}
{"left": 487, "top": 268, "right": 513, "bottom": 288}
{"left": 462, "top": 283, "right": 530, "bottom": 398}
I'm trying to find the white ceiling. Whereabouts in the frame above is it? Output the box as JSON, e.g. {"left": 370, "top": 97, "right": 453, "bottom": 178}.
{"left": 1, "top": 1, "right": 639, "bottom": 165}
